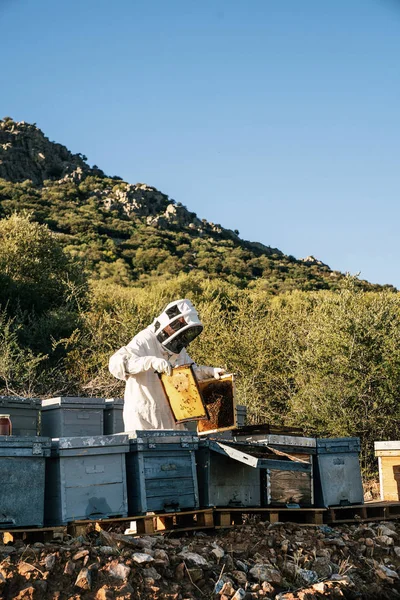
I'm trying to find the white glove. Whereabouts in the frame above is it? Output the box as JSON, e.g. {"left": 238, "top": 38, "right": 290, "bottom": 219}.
{"left": 151, "top": 358, "right": 172, "bottom": 376}
{"left": 213, "top": 368, "right": 225, "bottom": 380}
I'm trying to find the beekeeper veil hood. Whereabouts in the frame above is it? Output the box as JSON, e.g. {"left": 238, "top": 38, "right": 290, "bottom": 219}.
{"left": 152, "top": 299, "right": 203, "bottom": 354}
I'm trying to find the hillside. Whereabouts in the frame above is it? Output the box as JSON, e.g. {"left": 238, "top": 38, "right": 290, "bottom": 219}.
{"left": 0, "top": 117, "right": 392, "bottom": 293}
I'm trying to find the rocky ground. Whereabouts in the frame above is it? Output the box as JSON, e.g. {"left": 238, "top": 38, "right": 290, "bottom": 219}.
{"left": 1, "top": 517, "right": 400, "bottom": 600}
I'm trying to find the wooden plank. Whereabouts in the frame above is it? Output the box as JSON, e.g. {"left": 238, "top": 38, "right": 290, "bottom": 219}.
{"left": 197, "top": 511, "right": 214, "bottom": 528}
{"left": 218, "top": 512, "right": 232, "bottom": 527}
{"left": 155, "top": 516, "right": 174, "bottom": 531}
{"left": 136, "top": 517, "right": 155, "bottom": 535}
{"left": 269, "top": 512, "right": 280, "bottom": 523}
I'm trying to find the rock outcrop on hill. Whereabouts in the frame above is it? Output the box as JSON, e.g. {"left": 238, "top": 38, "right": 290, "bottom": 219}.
{"left": 0, "top": 118, "right": 100, "bottom": 186}
{"left": 0, "top": 116, "right": 393, "bottom": 292}
{"left": 0, "top": 117, "right": 279, "bottom": 251}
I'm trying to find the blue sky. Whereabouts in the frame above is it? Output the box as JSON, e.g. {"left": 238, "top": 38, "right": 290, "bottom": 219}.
{"left": 1, "top": 0, "right": 400, "bottom": 287}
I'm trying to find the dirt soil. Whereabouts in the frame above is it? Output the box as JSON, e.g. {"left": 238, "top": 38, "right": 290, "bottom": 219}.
{"left": 1, "top": 516, "right": 400, "bottom": 600}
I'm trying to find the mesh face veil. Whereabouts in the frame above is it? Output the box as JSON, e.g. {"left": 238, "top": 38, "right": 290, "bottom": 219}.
{"left": 153, "top": 299, "right": 203, "bottom": 354}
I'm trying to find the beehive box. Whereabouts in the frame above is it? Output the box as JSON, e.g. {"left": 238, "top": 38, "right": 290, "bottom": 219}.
{"left": 126, "top": 430, "right": 199, "bottom": 514}
{"left": 44, "top": 435, "right": 129, "bottom": 525}
{"left": 197, "top": 439, "right": 312, "bottom": 508}
{"left": 41, "top": 397, "right": 105, "bottom": 437}
{"left": 233, "top": 432, "right": 316, "bottom": 507}
{"left": 375, "top": 441, "right": 400, "bottom": 501}
{"left": 0, "top": 396, "right": 40, "bottom": 436}
{"left": 0, "top": 437, "right": 51, "bottom": 527}
{"left": 197, "top": 374, "right": 236, "bottom": 434}
{"left": 104, "top": 398, "right": 124, "bottom": 435}
{"left": 160, "top": 365, "right": 208, "bottom": 423}
{"left": 314, "top": 438, "right": 363, "bottom": 507}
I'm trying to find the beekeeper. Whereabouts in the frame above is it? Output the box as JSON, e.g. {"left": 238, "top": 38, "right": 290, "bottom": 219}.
{"left": 108, "top": 298, "right": 225, "bottom": 430}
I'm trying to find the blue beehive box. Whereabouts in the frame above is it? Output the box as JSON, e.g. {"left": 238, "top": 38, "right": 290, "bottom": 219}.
{"left": 0, "top": 436, "right": 51, "bottom": 527}
{"left": 126, "top": 430, "right": 199, "bottom": 515}
{"left": 314, "top": 437, "right": 363, "bottom": 507}
{"left": 232, "top": 433, "right": 316, "bottom": 507}
{"left": 104, "top": 398, "right": 124, "bottom": 435}
{"left": 197, "top": 439, "right": 313, "bottom": 508}
{"left": 44, "top": 434, "right": 129, "bottom": 525}
{"left": 0, "top": 396, "right": 40, "bottom": 436}
{"left": 41, "top": 397, "right": 105, "bottom": 437}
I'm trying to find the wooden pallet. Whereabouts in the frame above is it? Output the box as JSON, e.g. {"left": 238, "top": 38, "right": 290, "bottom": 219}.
{"left": 1, "top": 526, "right": 66, "bottom": 544}
{"left": 67, "top": 508, "right": 215, "bottom": 537}
{"left": 214, "top": 507, "right": 326, "bottom": 527}
{"left": 326, "top": 501, "right": 400, "bottom": 524}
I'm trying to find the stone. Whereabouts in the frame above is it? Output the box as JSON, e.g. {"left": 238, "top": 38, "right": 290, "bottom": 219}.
{"left": 261, "top": 581, "right": 274, "bottom": 594}
{"left": 232, "top": 589, "right": 246, "bottom": 600}
{"left": 0, "top": 545, "right": 16, "bottom": 555}
{"left": 95, "top": 586, "right": 114, "bottom": 600}
{"left": 236, "top": 559, "right": 249, "bottom": 572}
{"left": 312, "top": 582, "right": 326, "bottom": 593}
{"left": 175, "top": 562, "right": 185, "bottom": 581}
{"left": 296, "top": 568, "right": 318, "bottom": 585}
{"left": 132, "top": 552, "right": 154, "bottom": 565}
{"left": 177, "top": 551, "right": 208, "bottom": 567}
{"left": 376, "top": 565, "right": 399, "bottom": 581}
{"left": 44, "top": 553, "right": 57, "bottom": 570}
{"left": 378, "top": 526, "right": 397, "bottom": 537}
{"left": 108, "top": 561, "right": 131, "bottom": 581}
{"left": 99, "top": 546, "right": 119, "bottom": 556}
{"left": 154, "top": 549, "right": 169, "bottom": 563}
{"left": 249, "top": 565, "right": 282, "bottom": 585}
{"left": 75, "top": 567, "right": 92, "bottom": 590}
{"left": 329, "top": 574, "right": 352, "bottom": 585}
{"left": 394, "top": 546, "right": 400, "bottom": 557}
{"left": 73, "top": 549, "right": 89, "bottom": 560}
{"left": 143, "top": 566, "right": 161, "bottom": 581}
{"left": 312, "top": 556, "right": 332, "bottom": 578}
{"left": 220, "top": 581, "right": 235, "bottom": 596}
{"left": 232, "top": 570, "right": 247, "bottom": 586}
{"left": 14, "top": 586, "right": 35, "bottom": 600}
{"left": 375, "top": 535, "right": 394, "bottom": 546}
{"left": 212, "top": 547, "right": 225, "bottom": 560}
{"left": 115, "top": 583, "right": 134, "bottom": 599}
{"left": 187, "top": 568, "right": 203, "bottom": 583}
{"left": 18, "top": 562, "right": 37, "bottom": 575}
{"left": 33, "top": 580, "right": 48, "bottom": 594}
{"left": 64, "top": 560, "right": 75, "bottom": 575}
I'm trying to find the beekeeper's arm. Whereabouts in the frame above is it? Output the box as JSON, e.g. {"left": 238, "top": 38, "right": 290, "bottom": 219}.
{"left": 178, "top": 348, "right": 225, "bottom": 381}
{"left": 109, "top": 339, "right": 171, "bottom": 381}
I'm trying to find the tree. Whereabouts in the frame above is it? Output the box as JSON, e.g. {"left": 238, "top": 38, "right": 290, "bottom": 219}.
{"left": 0, "top": 212, "right": 86, "bottom": 315}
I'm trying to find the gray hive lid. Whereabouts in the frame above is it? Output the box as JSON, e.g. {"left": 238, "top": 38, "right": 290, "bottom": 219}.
{"left": 233, "top": 432, "right": 316, "bottom": 449}
{"left": 127, "top": 429, "right": 199, "bottom": 448}
{"left": 374, "top": 441, "right": 400, "bottom": 452}
{"left": 316, "top": 437, "right": 361, "bottom": 453}
{"left": 105, "top": 398, "right": 124, "bottom": 407}
{"left": 51, "top": 434, "right": 130, "bottom": 451}
{"left": 0, "top": 396, "right": 41, "bottom": 408}
{"left": 42, "top": 397, "right": 106, "bottom": 410}
{"left": 0, "top": 436, "right": 52, "bottom": 456}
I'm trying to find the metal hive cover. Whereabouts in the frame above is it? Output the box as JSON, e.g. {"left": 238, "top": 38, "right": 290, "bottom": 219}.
{"left": 0, "top": 396, "right": 41, "bottom": 408}
{"left": 42, "top": 397, "right": 106, "bottom": 409}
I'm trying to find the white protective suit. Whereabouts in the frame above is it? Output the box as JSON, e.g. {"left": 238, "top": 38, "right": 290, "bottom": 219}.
{"left": 108, "top": 299, "right": 222, "bottom": 431}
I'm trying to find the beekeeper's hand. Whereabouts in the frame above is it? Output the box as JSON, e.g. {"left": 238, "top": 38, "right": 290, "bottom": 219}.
{"left": 213, "top": 368, "right": 225, "bottom": 380}
{"left": 151, "top": 357, "right": 172, "bottom": 376}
